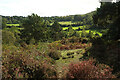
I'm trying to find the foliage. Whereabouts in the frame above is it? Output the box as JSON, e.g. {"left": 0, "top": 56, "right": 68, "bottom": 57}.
{"left": 88, "top": 38, "right": 120, "bottom": 77}
{"left": 88, "top": 37, "right": 107, "bottom": 60}
{"left": 65, "top": 58, "right": 116, "bottom": 79}
{"left": 67, "top": 26, "right": 77, "bottom": 37}
{"left": 2, "top": 44, "right": 57, "bottom": 79}
{"left": 48, "top": 49, "right": 61, "bottom": 60}
{"left": 93, "top": 2, "right": 120, "bottom": 40}
{"left": 2, "top": 16, "right": 25, "bottom": 24}
{"left": 51, "top": 21, "right": 62, "bottom": 32}
{"left": 49, "top": 37, "right": 91, "bottom": 50}
{"left": 92, "top": 2, "right": 120, "bottom": 77}
{"left": 2, "top": 18, "right": 7, "bottom": 29}
{"left": 50, "top": 21, "right": 64, "bottom": 41}
{"left": 20, "top": 13, "right": 48, "bottom": 44}
{"left": 2, "top": 30, "right": 16, "bottom": 44}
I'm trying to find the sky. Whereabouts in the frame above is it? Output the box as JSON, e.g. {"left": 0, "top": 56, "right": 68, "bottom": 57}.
{"left": 0, "top": 0, "right": 101, "bottom": 17}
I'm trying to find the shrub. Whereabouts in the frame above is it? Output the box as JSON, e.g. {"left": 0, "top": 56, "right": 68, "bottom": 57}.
{"left": 48, "top": 41, "right": 62, "bottom": 50}
{"left": 65, "top": 58, "right": 116, "bottom": 79}
{"left": 2, "top": 45, "right": 57, "bottom": 79}
{"left": 69, "top": 36, "right": 79, "bottom": 43}
{"left": 2, "top": 30, "right": 16, "bottom": 44}
{"left": 60, "top": 45, "right": 70, "bottom": 50}
{"left": 48, "top": 49, "right": 61, "bottom": 60}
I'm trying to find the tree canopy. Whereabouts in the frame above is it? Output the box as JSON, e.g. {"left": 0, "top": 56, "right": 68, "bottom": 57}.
{"left": 93, "top": 2, "right": 120, "bottom": 40}
{"left": 20, "top": 13, "right": 47, "bottom": 44}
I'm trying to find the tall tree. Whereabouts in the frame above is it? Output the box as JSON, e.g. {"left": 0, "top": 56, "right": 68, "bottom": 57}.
{"left": 50, "top": 21, "right": 63, "bottom": 41}
{"left": 2, "top": 18, "right": 7, "bottom": 29}
{"left": 93, "top": 2, "right": 120, "bottom": 40}
{"left": 20, "top": 13, "right": 47, "bottom": 44}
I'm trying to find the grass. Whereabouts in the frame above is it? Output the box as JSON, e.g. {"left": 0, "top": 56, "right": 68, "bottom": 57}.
{"left": 63, "top": 26, "right": 84, "bottom": 30}
{"left": 62, "top": 26, "right": 103, "bottom": 37}
{"left": 58, "top": 21, "right": 76, "bottom": 25}
{"left": 50, "top": 21, "right": 76, "bottom": 26}
{"left": 63, "top": 27, "right": 69, "bottom": 30}
{"left": 60, "top": 49, "right": 84, "bottom": 57}
{"left": 55, "top": 49, "right": 85, "bottom": 78}
{"left": 6, "top": 24, "right": 20, "bottom": 26}
{"left": 78, "top": 30, "right": 102, "bottom": 36}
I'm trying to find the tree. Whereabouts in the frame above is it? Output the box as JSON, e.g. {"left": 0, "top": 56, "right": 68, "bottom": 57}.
{"left": 92, "top": 2, "right": 120, "bottom": 76}
{"left": 93, "top": 2, "right": 120, "bottom": 40}
{"left": 67, "top": 26, "right": 77, "bottom": 37}
{"left": 20, "top": 13, "right": 47, "bottom": 44}
{"left": 2, "top": 18, "right": 7, "bottom": 29}
{"left": 50, "top": 21, "right": 63, "bottom": 41}
{"left": 81, "top": 26, "right": 87, "bottom": 37}
{"left": 67, "top": 26, "right": 73, "bottom": 32}
{"left": 51, "top": 21, "right": 62, "bottom": 32}
{"left": 2, "top": 30, "right": 16, "bottom": 44}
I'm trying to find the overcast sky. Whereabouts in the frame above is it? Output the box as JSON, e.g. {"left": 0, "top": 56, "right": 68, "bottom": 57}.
{"left": 0, "top": 0, "right": 101, "bottom": 17}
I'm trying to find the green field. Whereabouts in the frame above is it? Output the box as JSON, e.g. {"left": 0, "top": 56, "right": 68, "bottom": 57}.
{"left": 6, "top": 24, "right": 20, "bottom": 26}
{"left": 63, "top": 26, "right": 84, "bottom": 30}
{"left": 78, "top": 30, "right": 102, "bottom": 36}
{"left": 58, "top": 21, "right": 76, "bottom": 25}
{"left": 50, "top": 21, "right": 76, "bottom": 26}
{"left": 63, "top": 26, "right": 103, "bottom": 37}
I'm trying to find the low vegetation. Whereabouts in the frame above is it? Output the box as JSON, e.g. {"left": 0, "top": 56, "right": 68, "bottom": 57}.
{"left": 65, "top": 58, "right": 116, "bottom": 79}
{"left": 2, "top": 44, "right": 57, "bottom": 79}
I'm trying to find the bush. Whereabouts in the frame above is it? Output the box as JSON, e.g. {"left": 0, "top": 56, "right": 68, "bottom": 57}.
{"left": 65, "top": 58, "right": 116, "bottom": 79}
{"left": 2, "top": 45, "right": 57, "bottom": 79}
{"left": 2, "top": 30, "right": 16, "bottom": 44}
{"left": 69, "top": 36, "right": 79, "bottom": 43}
{"left": 48, "top": 49, "right": 61, "bottom": 60}
{"left": 89, "top": 38, "right": 120, "bottom": 77}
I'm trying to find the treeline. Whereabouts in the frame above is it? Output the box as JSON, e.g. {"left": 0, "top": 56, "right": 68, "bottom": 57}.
{"left": 2, "top": 16, "right": 26, "bottom": 28}
{"left": 2, "top": 11, "right": 95, "bottom": 28}
{"left": 2, "top": 16, "right": 25, "bottom": 24}
{"left": 43, "top": 11, "right": 95, "bottom": 26}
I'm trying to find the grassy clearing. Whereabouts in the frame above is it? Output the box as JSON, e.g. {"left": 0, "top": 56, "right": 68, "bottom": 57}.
{"left": 62, "top": 26, "right": 103, "bottom": 37}
{"left": 56, "top": 49, "right": 85, "bottom": 78}
{"left": 63, "top": 26, "right": 84, "bottom": 30}
{"left": 6, "top": 24, "right": 20, "bottom": 26}
{"left": 50, "top": 21, "right": 76, "bottom": 26}
{"left": 58, "top": 21, "right": 76, "bottom": 25}
{"left": 78, "top": 30, "right": 102, "bottom": 36}
{"left": 62, "top": 27, "right": 69, "bottom": 30}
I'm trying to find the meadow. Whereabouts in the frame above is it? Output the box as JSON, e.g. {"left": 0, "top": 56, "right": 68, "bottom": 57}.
{"left": 6, "top": 24, "right": 20, "bottom": 27}
{"left": 58, "top": 21, "right": 76, "bottom": 25}
{"left": 62, "top": 26, "right": 84, "bottom": 30}
{"left": 62, "top": 26, "right": 103, "bottom": 37}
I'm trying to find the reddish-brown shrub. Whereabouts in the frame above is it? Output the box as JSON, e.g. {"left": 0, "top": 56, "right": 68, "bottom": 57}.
{"left": 65, "top": 58, "right": 116, "bottom": 80}
{"left": 48, "top": 37, "right": 91, "bottom": 50}
{"left": 2, "top": 45, "right": 57, "bottom": 79}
